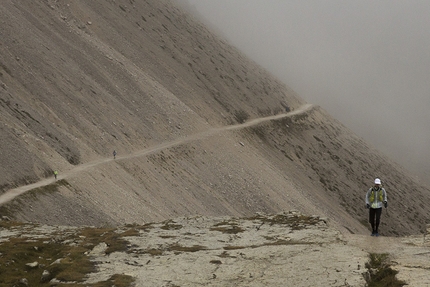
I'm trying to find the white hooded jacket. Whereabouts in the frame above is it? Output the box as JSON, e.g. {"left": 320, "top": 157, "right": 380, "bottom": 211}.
{"left": 365, "top": 186, "right": 387, "bottom": 209}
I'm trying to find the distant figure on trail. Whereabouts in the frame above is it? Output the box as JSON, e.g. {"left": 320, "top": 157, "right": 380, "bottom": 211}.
{"left": 113, "top": 150, "right": 117, "bottom": 159}
{"left": 365, "top": 178, "right": 388, "bottom": 236}
{"left": 54, "top": 170, "right": 58, "bottom": 180}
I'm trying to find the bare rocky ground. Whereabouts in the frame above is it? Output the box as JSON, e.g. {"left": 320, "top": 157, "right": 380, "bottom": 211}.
{"left": 1, "top": 213, "right": 430, "bottom": 286}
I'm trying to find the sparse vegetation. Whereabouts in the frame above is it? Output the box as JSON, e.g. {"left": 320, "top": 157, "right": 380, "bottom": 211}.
{"left": 223, "top": 245, "right": 246, "bottom": 250}
{"left": 0, "top": 212, "right": 424, "bottom": 286}
{"left": 210, "top": 259, "right": 222, "bottom": 264}
{"left": 246, "top": 213, "right": 321, "bottom": 230}
{"left": 210, "top": 221, "right": 245, "bottom": 234}
{"left": 0, "top": 219, "right": 27, "bottom": 228}
{"left": 160, "top": 219, "right": 183, "bottom": 230}
{"left": 224, "top": 239, "right": 313, "bottom": 251}
{"left": 365, "top": 253, "right": 406, "bottom": 287}
{"left": 126, "top": 222, "right": 155, "bottom": 232}
{"left": 79, "top": 226, "right": 139, "bottom": 254}
{"left": 134, "top": 242, "right": 207, "bottom": 256}
{"left": 217, "top": 251, "right": 235, "bottom": 258}
{"left": 0, "top": 222, "right": 136, "bottom": 286}
{"left": 167, "top": 243, "right": 207, "bottom": 253}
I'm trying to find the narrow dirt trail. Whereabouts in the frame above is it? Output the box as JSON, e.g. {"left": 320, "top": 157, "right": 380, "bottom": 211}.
{"left": 0, "top": 104, "right": 314, "bottom": 205}
{"left": 3, "top": 101, "right": 429, "bottom": 286}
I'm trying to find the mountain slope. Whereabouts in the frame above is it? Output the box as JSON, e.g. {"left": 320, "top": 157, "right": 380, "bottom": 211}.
{"left": 0, "top": 0, "right": 429, "bottom": 237}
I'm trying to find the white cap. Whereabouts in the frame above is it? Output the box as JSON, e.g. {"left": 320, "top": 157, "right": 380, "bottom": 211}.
{"left": 374, "top": 178, "right": 381, "bottom": 185}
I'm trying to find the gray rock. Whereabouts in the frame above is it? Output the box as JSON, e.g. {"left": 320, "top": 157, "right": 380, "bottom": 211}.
{"left": 25, "top": 261, "right": 38, "bottom": 268}
{"left": 41, "top": 270, "right": 51, "bottom": 282}
{"left": 19, "top": 278, "right": 28, "bottom": 286}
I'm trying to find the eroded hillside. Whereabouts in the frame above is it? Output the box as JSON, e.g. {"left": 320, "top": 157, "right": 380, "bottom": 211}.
{"left": 1, "top": 0, "right": 429, "bottom": 237}
{"left": 0, "top": 0, "right": 302, "bottom": 189}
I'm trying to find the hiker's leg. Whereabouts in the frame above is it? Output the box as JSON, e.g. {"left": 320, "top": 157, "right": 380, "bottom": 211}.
{"left": 375, "top": 208, "right": 382, "bottom": 233}
{"left": 369, "top": 209, "right": 376, "bottom": 232}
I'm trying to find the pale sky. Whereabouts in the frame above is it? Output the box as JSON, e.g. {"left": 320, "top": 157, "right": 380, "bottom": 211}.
{"left": 182, "top": 0, "right": 430, "bottom": 182}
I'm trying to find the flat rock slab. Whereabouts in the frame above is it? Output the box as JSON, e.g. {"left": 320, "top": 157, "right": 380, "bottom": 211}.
{"left": 85, "top": 212, "right": 368, "bottom": 286}
{"left": 2, "top": 212, "right": 429, "bottom": 286}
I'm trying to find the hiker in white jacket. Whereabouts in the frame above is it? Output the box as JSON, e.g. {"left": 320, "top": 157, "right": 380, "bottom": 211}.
{"left": 365, "top": 178, "right": 388, "bottom": 236}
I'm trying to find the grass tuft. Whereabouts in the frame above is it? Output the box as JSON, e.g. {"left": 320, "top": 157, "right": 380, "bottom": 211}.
{"left": 210, "top": 221, "right": 245, "bottom": 234}
{"left": 167, "top": 243, "right": 207, "bottom": 253}
{"left": 210, "top": 259, "right": 222, "bottom": 264}
{"left": 365, "top": 253, "right": 406, "bottom": 287}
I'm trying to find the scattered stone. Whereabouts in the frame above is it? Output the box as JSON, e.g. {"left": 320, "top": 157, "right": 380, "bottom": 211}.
{"left": 41, "top": 270, "right": 51, "bottom": 282}
{"left": 26, "top": 261, "right": 39, "bottom": 268}
{"left": 89, "top": 242, "right": 108, "bottom": 256}
{"left": 19, "top": 278, "right": 28, "bottom": 286}
{"left": 50, "top": 258, "right": 62, "bottom": 265}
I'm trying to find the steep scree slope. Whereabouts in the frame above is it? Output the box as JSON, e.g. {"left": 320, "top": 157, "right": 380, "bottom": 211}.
{"left": 0, "top": 0, "right": 429, "bottom": 237}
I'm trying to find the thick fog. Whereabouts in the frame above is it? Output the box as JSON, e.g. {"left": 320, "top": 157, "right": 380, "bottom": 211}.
{"left": 182, "top": 0, "right": 430, "bottom": 184}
